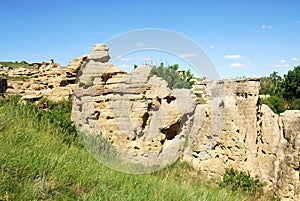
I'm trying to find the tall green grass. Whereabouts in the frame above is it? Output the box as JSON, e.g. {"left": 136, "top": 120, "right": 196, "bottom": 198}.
{"left": 0, "top": 96, "right": 246, "bottom": 200}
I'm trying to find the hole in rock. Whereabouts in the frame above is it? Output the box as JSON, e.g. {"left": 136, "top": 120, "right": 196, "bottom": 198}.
{"left": 101, "top": 73, "right": 113, "bottom": 83}
{"left": 60, "top": 80, "right": 69, "bottom": 86}
{"left": 67, "top": 79, "right": 76, "bottom": 84}
{"left": 141, "top": 112, "right": 149, "bottom": 128}
{"left": 164, "top": 95, "right": 176, "bottom": 104}
{"left": 156, "top": 97, "right": 162, "bottom": 104}
{"left": 161, "top": 120, "right": 181, "bottom": 140}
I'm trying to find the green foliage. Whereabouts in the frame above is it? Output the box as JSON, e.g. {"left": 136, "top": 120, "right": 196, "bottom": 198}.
{"left": 220, "top": 168, "right": 265, "bottom": 196}
{"left": 0, "top": 96, "right": 250, "bottom": 201}
{"left": 283, "top": 65, "right": 300, "bottom": 100}
{"left": 289, "top": 98, "right": 300, "bottom": 110}
{"left": 0, "top": 61, "right": 33, "bottom": 69}
{"left": 260, "top": 71, "right": 284, "bottom": 96}
{"left": 260, "top": 66, "right": 300, "bottom": 113}
{"left": 195, "top": 93, "right": 207, "bottom": 104}
{"left": 151, "top": 63, "right": 194, "bottom": 89}
{"left": 259, "top": 95, "right": 286, "bottom": 114}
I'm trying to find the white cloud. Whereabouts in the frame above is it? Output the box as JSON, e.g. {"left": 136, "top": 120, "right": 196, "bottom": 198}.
{"left": 261, "top": 24, "right": 272, "bottom": 29}
{"left": 135, "top": 43, "right": 144, "bottom": 47}
{"left": 179, "top": 53, "right": 198, "bottom": 58}
{"left": 291, "top": 57, "right": 298, "bottom": 62}
{"left": 138, "top": 56, "right": 152, "bottom": 61}
{"left": 229, "top": 63, "right": 245, "bottom": 68}
{"left": 269, "top": 63, "right": 291, "bottom": 68}
{"left": 279, "top": 59, "right": 286, "bottom": 63}
{"left": 224, "top": 54, "right": 243, "bottom": 60}
{"left": 209, "top": 45, "right": 217, "bottom": 49}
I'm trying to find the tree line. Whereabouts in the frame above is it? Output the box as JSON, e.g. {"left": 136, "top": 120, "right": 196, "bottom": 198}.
{"left": 260, "top": 65, "right": 300, "bottom": 113}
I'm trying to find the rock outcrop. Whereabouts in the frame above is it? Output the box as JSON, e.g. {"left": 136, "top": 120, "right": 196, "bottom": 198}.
{"left": 72, "top": 44, "right": 299, "bottom": 199}
{"left": 183, "top": 78, "right": 300, "bottom": 201}
{"left": 2, "top": 44, "right": 299, "bottom": 200}
{"left": 72, "top": 44, "right": 197, "bottom": 173}
{"left": 0, "top": 56, "right": 87, "bottom": 102}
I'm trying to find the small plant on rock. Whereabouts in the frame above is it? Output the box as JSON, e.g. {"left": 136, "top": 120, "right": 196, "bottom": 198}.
{"left": 220, "top": 168, "right": 265, "bottom": 196}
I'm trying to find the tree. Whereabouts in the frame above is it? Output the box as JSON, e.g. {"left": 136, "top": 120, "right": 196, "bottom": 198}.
{"left": 260, "top": 71, "right": 283, "bottom": 96}
{"left": 283, "top": 66, "right": 300, "bottom": 100}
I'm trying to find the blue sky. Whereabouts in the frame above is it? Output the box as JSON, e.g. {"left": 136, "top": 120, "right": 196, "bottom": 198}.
{"left": 0, "top": 0, "right": 299, "bottom": 78}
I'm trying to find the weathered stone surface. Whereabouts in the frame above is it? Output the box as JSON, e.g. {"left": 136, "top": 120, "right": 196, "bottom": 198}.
{"left": 3, "top": 43, "right": 300, "bottom": 199}
{"left": 183, "top": 78, "right": 300, "bottom": 200}
{"left": 67, "top": 55, "right": 87, "bottom": 73}
{"left": 274, "top": 110, "right": 300, "bottom": 201}
{"left": 88, "top": 44, "right": 110, "bottom": 62}
{"left": 2, "top": 58, "right": 82, "bottom": 101}
{"left": 72, "top": 44, "right": 198, "bottom": 172}
{"left": 47, "top": 87, "right": 72, "bottom": 102}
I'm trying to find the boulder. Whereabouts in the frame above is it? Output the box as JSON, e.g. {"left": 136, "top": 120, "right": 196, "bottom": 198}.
{"left": 47, "top": 87, "right": 72, "bottom": 102}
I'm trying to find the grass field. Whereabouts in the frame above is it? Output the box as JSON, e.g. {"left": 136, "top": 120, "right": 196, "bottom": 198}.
{"left": 0, "top": 96, "right": 257, "bottom": 200}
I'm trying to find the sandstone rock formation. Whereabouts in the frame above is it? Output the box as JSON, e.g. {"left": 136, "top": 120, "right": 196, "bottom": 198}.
{"left": 1, "top": 56, "right": 86, "bottom": 102}
{"left": 2, "top": 43, "right": 299, "bottom": 200}
{"left": 71, "top": 44, "right": 299, "bottom": 199}
{"left": 72, "top": 44, "right": 198, "bottom": 173}
{"left": 183, "top": 78, "right": 300, "bottom": 201}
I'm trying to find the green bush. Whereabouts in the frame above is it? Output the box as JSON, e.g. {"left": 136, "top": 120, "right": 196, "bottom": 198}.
{"left": 283, "top": 65, "right": 300, "bottom": 100}
{"left": 289, "top": 98, "right": 300, "bottom": 110}
{"left": 151, "top": 63, "right": 194, "bottom": 89}
{"left": 220, "top": 168, "right": 265, "bottom": 196}
{"left": 260, "top": 66, "right": 300, "bottom": 113}
{"left": 259, "top": 96, "right": 286, "bottom": 114}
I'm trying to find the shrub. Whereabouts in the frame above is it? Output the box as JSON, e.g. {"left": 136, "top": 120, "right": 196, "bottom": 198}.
{"left": 289, "top": 98, "right": 300, "bottom": 110}
{"left": 151, "top": 63, "right": 194, "bottom": 89}
{"left": 259, "top": 95, "right": 286, "bottom": 114}
{"left": 220, "top": 168, "right": 265, "bottom": 196}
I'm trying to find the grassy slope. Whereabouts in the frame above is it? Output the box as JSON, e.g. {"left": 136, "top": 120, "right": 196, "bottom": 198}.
{"left": 0, "top": 61, "right": 33, "bottom": 69}
{"left": 0, "top": 97, "right": 245, "bottom": 201}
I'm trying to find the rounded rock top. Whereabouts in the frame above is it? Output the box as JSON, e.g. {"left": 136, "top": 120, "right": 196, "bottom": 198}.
{"left": 93, "top": 44, "right": 109, "bottom": 51}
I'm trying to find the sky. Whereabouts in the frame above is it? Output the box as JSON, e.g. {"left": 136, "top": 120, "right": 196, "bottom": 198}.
{"left": 0, "top": 0, "right": 299, "bottom": 78}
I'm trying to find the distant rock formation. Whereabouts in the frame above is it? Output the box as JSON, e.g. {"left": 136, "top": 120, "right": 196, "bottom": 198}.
{"left": 0, "top": 56, "right": 87, "bottom": 102}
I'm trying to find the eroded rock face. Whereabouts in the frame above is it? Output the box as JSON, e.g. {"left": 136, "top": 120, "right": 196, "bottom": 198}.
{"left": 183, "top": 78, "right": 300, "bottom": 200}
{"left": 1, "top": 56, "right": 86, "bottom": 101}
{"left": 275, "top": 110, "right": 300, "bottom": 200}
{"left": 72, "top": 44, "right": 197, "bottom": 172}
